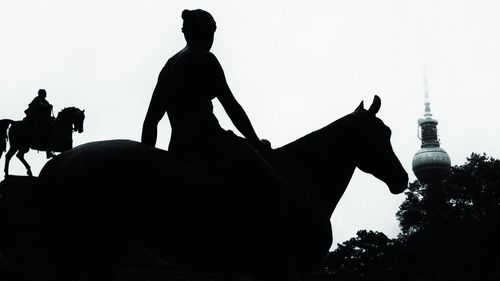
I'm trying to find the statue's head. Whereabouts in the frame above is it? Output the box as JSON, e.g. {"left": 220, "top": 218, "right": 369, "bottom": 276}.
{"left": 182, "top": 9, "right": 217, "bottom": 50}
{"left": 38, "top": 89, "right": 47, "bottom": 98}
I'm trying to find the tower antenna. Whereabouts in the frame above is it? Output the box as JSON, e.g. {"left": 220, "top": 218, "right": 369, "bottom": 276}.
{"left": 423, "top": 67, "right": 432, "bottom": 118}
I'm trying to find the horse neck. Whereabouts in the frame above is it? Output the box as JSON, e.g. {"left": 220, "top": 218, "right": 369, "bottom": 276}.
{"left": 54, "top": 111, "right": 73, "bottom": 133}
{"left": 274, "top": 115, "right": 357, "bottom": 217}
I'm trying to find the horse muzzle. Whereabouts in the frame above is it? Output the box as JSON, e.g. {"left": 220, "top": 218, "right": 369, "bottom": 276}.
{"left": 387, "top": 172, "right": 409, "bottom": 194}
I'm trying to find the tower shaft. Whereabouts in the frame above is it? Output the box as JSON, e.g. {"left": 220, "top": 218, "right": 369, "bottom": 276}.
{"left": 418, "top": 118, "right": 439, "bottom": 147}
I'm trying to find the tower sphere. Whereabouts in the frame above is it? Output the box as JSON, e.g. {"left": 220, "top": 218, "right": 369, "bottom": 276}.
{"left": 412, "top": 146, "right": 451, "bottom": 183}
{"left": 412, "top": 76, "right": 451, "bottom": 184}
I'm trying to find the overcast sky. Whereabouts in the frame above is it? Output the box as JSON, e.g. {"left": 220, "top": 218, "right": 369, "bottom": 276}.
{"left": 2, "top": 0, "right": 500, "bottom": 248}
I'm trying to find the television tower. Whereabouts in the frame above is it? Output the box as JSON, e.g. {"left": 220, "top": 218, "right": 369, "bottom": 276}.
{"left": 412, "top": 74, "right": 451, "bottom": 183}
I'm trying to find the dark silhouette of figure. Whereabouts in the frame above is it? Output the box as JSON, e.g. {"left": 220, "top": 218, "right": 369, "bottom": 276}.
{"left": 24, "top": 89, "right": 55, "bottom": 158}
{"left": 25, "top": 89, "right": 52, "bottom": 119}
{"left": 141, "top": 10, "right": 295, "bottom": 280}
{"left": 38, "top": 96, "right": 408, "bottom": 281}
{"left": 1, "top": 107, "right": 85, "bottom": 177}
{"left": 142, "top": 9, "right": 271, "bottom": 166}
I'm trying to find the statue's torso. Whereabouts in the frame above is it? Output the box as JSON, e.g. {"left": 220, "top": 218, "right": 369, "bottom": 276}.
{"left": 160, "top": 50, "right": 223, "bottom": 155}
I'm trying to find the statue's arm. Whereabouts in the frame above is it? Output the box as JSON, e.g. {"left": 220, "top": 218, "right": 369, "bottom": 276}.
{"left": 219, "top": 89, "right": 261, "bottom": 148}
{"left": 28, "top": 97, "right": 39, "bottom": 107}
{"left": 141, "top": 72, "right": 167, "bottom": 147}
{"left": 210, "top": 55, "right": 261, "bottom": 149}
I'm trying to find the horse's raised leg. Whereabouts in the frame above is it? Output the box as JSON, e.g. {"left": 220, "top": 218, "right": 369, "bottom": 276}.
{"left": 16, "top": 147, "right": 33, "bottom": 177}
{"left": 4, "top": 146, "right": 17, "bottom": 176}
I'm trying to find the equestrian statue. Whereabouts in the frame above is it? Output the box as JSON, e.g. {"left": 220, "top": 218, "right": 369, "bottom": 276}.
{"left": 37, "top": 96, "right": 408, "bottom": 281}
{"left": 0, "top": 90, "right": 85, "bottom": 176}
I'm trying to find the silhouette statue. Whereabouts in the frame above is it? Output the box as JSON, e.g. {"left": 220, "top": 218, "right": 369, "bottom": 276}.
{"left": 24, "top": 89, "right": 55, "bottom": 158}
{"left": 0, "top": 107, "right": 85, "bottom": 177}
{"left": 37, "top": 96, "right": 408, "bottom": 281}
{"left": 142, "top": 9, "right": 272, "bottom": 167}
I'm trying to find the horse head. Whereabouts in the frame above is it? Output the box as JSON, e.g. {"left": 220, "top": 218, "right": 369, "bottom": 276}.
{"left": 72, "top": 108, "right": 85, "bottom": 133}
{"left": 351, "top": 96, "right": 408, "bottom": 194}
{"left": 57, "top": 107, "right": 85, "bottom": 133}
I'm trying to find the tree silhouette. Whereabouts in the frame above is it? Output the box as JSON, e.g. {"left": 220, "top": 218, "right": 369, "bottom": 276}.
{"left": 396, "top": 153, "right": 500, "bottom": 280}
{"left": 398, "top": 153, "right": 500, "bottom": 236}
{"left": 325, "top": 153, "right": 500, "bottom": 280}
{"left": 322, "top": 230, "right": 402, "bottom": 276}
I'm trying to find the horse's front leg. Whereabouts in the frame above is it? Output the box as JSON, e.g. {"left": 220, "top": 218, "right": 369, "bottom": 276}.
{"left": 16, "top": 147, "right": 33, "bottom": 177}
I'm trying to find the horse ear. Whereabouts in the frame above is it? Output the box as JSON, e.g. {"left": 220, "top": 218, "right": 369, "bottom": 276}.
{"left": 368, "top": 95, "right": 381, "bottom": 115}
{"left": 355, "top": 101, "right": 364, "bottom": 111}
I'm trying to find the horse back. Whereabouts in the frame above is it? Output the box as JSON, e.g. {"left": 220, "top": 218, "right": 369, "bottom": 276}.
{"left": 37, "top": 139, "right": 287, "bottom": 269}
{"left": 38, "top": 139, "right": 217, "bottom": 228}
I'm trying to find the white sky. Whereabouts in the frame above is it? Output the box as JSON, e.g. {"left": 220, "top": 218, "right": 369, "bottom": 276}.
{"left": 1, "top": 0, "right": 500, "bottom": 248}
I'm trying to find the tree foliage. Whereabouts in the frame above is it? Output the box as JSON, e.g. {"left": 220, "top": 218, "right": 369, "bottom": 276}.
{"left": 324, "top": 153, "right": 500, "bottom": 280}
{"left": 322, "top": 230, "right": 402, "bottom": 276}
{"left": 397, "top": 153, "right": 500, "bottom": 237}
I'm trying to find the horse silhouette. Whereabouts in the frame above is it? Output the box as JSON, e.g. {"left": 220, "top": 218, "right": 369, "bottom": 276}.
{"left": 0, "top": 107, "right": 85, "bottom": 177}
{"left": 37, "top": 96, "right": 408, "bottom": 281}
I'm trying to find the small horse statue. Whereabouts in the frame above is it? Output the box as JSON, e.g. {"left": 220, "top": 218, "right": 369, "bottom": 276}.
{"left": 37, "top": 96, "right": 407, "bottom": 281}
{"left": 0, "top": 107, "right": 85, "bottom": 177}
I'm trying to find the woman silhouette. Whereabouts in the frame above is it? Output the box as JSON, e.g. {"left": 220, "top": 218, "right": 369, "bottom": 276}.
{"left": 141, "top": 9, "right": 299, "bottom": 280}
{"left": 141, "top": 9, "right": 271, "bottom": 173}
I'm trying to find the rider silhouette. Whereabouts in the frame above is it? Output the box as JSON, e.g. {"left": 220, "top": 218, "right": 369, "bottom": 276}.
{"left": 141, "top": 10, "right": 296, "bottom": 279}
{"left": 24, "top": 89, "right": 54, "bottom": 158}
{"left": 26, "top": 89, "right": 51, "bottom": 116}
{"left": 141, "top": 9, "right": 271, "bottom": 164}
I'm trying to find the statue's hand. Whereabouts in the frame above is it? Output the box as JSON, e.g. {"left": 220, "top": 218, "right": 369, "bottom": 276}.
{"left": 260, "top": 139, "right": 271, "bottom": 149}
{"left": 258, "top": 139, "right": 273, "bottom": 162}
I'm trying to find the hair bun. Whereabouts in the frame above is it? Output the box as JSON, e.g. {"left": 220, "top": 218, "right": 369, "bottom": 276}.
{"left": 182, "top": 9, "right": 191, "bottom": 20}
{"left": 181, "top": 9, "right": 216, "bottom": 34}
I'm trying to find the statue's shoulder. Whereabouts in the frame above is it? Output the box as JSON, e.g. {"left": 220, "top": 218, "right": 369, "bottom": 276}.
{"left": 173, "top": 50, "right": 218, "bottom": 68}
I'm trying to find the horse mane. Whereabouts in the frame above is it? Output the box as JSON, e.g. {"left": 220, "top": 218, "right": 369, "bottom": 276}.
{"left": 276, "top": 109, "right": 376, "bottom": 161}
{"left": 275, "top": 112, "right": 355, "bottom": 163}
{"left": 273, "top": 111, "right": 361, "bottom": 216}
{"left": 57, "top": 107, "right": 80, "bottom": 116}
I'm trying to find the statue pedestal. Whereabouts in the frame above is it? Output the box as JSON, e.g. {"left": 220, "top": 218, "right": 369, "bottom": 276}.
{"left": 0, "top": 176, "right": 41, "bottom": 280}
{"left": 0, "top": 176, "right": 355, "bottom": 280}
